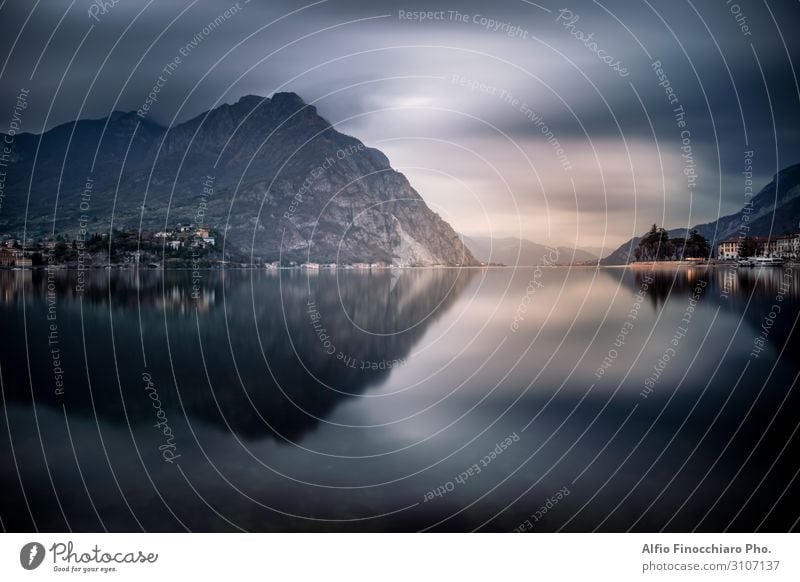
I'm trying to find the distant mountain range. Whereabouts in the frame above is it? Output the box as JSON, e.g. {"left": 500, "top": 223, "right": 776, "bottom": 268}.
{"left": 0, "top": 92, "right": 475, "bottom": 266}
{"left": 602, "top": 163, "right": 800, "bottom": 264}
{"left": 461, "top": 235, "right": 598, "bottom": 265}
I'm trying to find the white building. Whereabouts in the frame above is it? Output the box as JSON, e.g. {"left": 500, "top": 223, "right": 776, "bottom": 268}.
{"left": 717, "top": 233, "right": 800, "bottom": 260}
{"left": 717, "top": 239, "right": 741, "bottom": 260}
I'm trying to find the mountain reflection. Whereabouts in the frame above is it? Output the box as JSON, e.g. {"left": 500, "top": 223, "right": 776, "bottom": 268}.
{"left": 0, "top": 268, "right": 475, "bottom": 440}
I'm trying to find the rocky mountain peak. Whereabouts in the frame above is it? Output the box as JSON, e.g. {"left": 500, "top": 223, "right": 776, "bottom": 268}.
{"left": 1, "top": 92, "right": 477, "bottom": 267}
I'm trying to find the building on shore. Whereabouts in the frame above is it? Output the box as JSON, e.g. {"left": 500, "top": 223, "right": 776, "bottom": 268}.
{"left": 0, "top": 249, "right": 17, "bottom": 267}
{"left": 0, "top": 249, "right": 29, "bottom": 267}
{"left": 717, "top": 233, "right": 800, "bottom": 260}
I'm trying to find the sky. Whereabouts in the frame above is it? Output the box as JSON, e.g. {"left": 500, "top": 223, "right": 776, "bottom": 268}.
{"left": 1, "top": 0, "right": 798, "bottom": 252}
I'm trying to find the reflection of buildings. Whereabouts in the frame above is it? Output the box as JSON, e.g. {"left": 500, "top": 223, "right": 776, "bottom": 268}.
{"left": 0, "top": 269, "right": 218, "bottom": 311}
{"left": 0, "top": 269, "right": 32, "bottom": 303}
{"left": 631, "top": 264, "right": 799, "bottom": 305}
{"left": 625, "top": 265, "right": 800, "bottom": 368}
{"left": 717, "top": 234, "right": 800, "bottom": 259}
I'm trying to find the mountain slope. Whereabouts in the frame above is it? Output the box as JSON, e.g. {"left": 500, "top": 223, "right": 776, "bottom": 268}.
{"left": 0, "top": 93, "right": 476, "bottom": 266}
{"left": 462, "top": 235, "right": 598, "bottom": 265}
{"left": 602, "top": 163, "right": 800, "bottom": 264}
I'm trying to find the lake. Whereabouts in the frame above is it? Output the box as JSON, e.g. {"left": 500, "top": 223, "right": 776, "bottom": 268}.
{"left": 1, "top": 265, "right": 799, "bottom": 531}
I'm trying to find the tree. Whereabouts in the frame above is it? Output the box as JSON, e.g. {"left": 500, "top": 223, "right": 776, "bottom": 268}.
{"left": 739, "top": 237, "right": 758, "bottom": 258}
{"left": 684, "top": 230, "right": 709, "bottom": 259}
{"left": 636, "top": 224, "right": 672, "bottom": 261}
{"left": 53, "top": 241, "right": 71, "bottom": 261}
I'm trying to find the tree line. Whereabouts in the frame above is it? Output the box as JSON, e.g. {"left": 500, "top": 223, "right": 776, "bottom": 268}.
{"left": 634, "top": 224, "right": 710, "bottom": 261}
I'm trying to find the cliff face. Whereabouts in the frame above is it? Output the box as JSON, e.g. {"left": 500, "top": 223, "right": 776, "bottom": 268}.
{"left": 602, "top": 163, "right": 800, "bottom": 264}
{"left": 0, "top": 92, "right": 476, "bottom": 266}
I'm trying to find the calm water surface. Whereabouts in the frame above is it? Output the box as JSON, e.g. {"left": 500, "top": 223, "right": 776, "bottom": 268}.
{"left": 1, "top": 265, "right": 799, "bottom": 531}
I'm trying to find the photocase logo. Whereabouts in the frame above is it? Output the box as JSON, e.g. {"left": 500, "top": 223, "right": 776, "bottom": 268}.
{"left": 19, "top": 542, "right": 46, "bottom": 570}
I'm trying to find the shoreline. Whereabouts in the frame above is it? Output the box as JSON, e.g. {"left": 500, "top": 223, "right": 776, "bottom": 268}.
{"left": 2, "top": 260, "right": 797, "bottom": 272}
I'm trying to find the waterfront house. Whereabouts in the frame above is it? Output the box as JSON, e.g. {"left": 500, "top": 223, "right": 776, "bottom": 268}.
{"left": 717, "top": 233, "right": 800, "bottom": 260}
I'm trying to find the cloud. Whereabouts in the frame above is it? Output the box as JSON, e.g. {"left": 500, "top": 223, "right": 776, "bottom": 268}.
{"left": 0, "top": 0, "right": 798, "bottom": 247}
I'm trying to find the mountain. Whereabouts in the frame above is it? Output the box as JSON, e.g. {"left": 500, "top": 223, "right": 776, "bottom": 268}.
{"left": 0, "top": 93, "right": 476, "bottom": 266}
{"left": 602, "top": 163, "right": 800, "bottom": 264}
{"left": 461, "top": 235, "right": 598, "bottom": 265}
{"left": 575, "top": 245, "right": 606, "bottom": 258}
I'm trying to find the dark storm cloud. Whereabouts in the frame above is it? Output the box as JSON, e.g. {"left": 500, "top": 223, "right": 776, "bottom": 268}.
{"left": 0, "top": 0, "right": 798, "bottom": 247}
